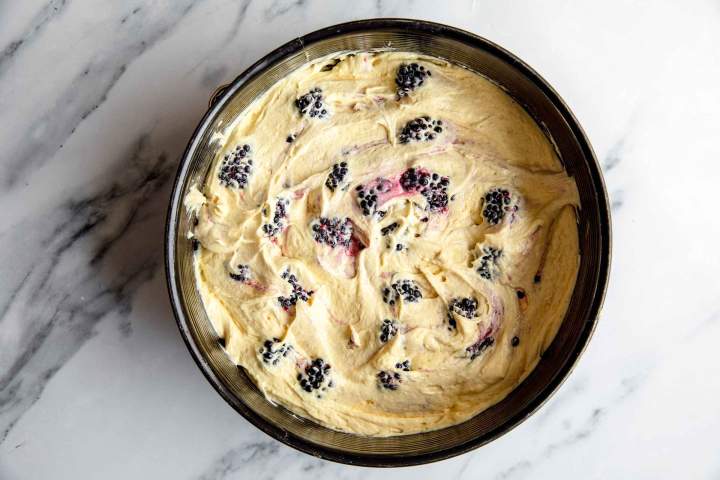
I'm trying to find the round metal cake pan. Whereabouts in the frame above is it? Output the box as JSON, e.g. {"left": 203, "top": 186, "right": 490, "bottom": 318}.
{"left": 165, "top": 19, "right": 611, "bottom": 467}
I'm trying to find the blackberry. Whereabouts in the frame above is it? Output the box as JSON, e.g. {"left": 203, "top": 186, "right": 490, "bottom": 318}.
{"left": 511, "top": 336, "right": 520, "bottom": 347}
{"left": 377, "top": 370, "right": 402, "bottom": 390}
{"left": 325, "top": 162, "right": 348, "bottom": 191}
{"left": 229, "top": 264, "right": 251, "bottom": 282}
{"left": 298, "top": 358, "right": 331, "bottom": 393}
{"left": 380, "top": 222, "right": 399, "bottom": 236}
{"left": 295, "top": 87, "right": 329, "bottom": 119}
{"left": 311, "top": 217, "right": 353, "bottom": 249}
{"left": 355, "top": 185, "right": 380, "bottom": 217}
{"left": 382, "top": 286, "right": 397, "bottom": 306}
{"left": 399, "top": 167, "right": 450, "bottom": 212}
{"left": 277, "top": 269, "right": 314, "bottom": 311}
{"left": 482, "top": 188, "right": 516, "bottom": 225}
{"left": 391, "top": 279, "right": 422, "bottom": 303}
{"left": 218, "top": 144, "right": 253, "bottom": 189}
{"left": 379, "top": 319, "right": 398, "bottom": 343}
{"left": 262, "top": 198, "right": 289, "bottom": 238}
{"left": 398, "top": 117, "right": 443, "bottom": 144}
{"left": 395, "top": 359, "right": 411, "bottom": 371}
{"left": 447, "top": 297, "right": 479, "bottom": 329}
{"left": 259, "top": 338, "right": 292, "bottom": 366}
{"left": 516, "top": 289, "right": 526, "bottom": 299}
{"left": 395, "top": 63, "right": 431, "bottom": 97}
{"left": 466, "top": 337, "right": 495, "bottom": 360}
{"left": 476, "top": 246, "right": 502, "bottom": 280}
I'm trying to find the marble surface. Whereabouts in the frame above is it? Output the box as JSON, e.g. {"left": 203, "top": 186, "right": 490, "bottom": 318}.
{"left": 1, "top": 0, "right": 719, "bottom": 478}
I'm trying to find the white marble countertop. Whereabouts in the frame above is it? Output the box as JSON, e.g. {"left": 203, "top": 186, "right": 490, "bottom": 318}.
{"left": 2, "top": 1, "right": 719, "bottom": 478}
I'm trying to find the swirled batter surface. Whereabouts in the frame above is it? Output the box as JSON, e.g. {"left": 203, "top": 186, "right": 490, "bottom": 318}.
{"left": 185, "top": 52, "right": 580, "bottom": 436}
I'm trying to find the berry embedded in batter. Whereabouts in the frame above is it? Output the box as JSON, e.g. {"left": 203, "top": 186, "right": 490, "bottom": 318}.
{"left": 277, "top": 269, "right": 314, "bottom": 311}
{"left": 399, "top": 167, "right": 450, "bottom": 212}
{"left": 447, "top": 297, "right": 479, "bottom": 329}
{"left": 229, "top": 264, "right": 252, "bottom": 282}
{"left": 260, "top": 338, "right": 292, "bottom": 366}
{"left": 218, "top": 144, "right": 253, "bottom": 189}
{"left": 395, "top": 63, "right": 431, "bottom": 98}
{"left": 466, "top": 337, "right": 495, "bottom": 360}
{"left": 325, "top": 162, "right": 348, "bottom": 191}
{"left": 311, "top": 217, "right": 354, "bottom": 249}
{"left": 395, "top": 359, "right": 411, "bottom": 371}
{"left": 355, "top": 184, "right": 380, "bottom": 217}
{"left": 298, "top": 358, "right": 331, "bottom": 393}
{"left": 398, "top": 116, "right": 443, "bottom": 144}
{"left": 262, "top": 198, "right": 290, "bottom": 238}
{"left": 476, "top": 246, "right": 502, "bottom": 281}
{"left": 390, "top": 279, "right": 422, "bottom": 303}
{"left": 377, "top": 370, "right": 402, "bottom": 390}
{"left": 380, "top": 221, "right": 399, "bottom": 236}
{"left": 295, "top": 87, "right": 329, "bottom": 119}
{"left": 379, "top": 319, "right": 399, "bottom": 343}
{"left": 482, "top": 188, "right": 517, "bottom": 225}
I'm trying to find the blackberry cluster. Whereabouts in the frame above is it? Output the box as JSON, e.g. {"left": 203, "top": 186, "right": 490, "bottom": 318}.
{"left": 447, "top": 297, "right": 479, "bottom": 329}
{"left": 476, "top": 246, "right": 502, "bottom": 280}
{"left": 382, "top": 279, "right": 422, "bottom": 305}
{"left": 379, "top": 319, "right": 398, "bottom": 343}
{"left": 277, "top": 269, "right": 314, "bottom": 311}
{"left": 395, "top": 63, "right": 431, "bottom": 97}
{"left": 398, "top": 116, "right": 443, "bottom": 144}
{"left": 218, "top": 144, "right": 253, "bottom": 189}
{"left": 399, "top": 167, "right": 450, "bottom": 212}
{"left": 325, "top": 162, "right": 348, "bottom": 191}
{"left": 377, "top": 370, "right": 402, "bottom": 390}
{"left": 355, "top": 184, "right": 379, "bottom": 216}
{"left": 395, "top": 359, "right": 411, "bottom": 371}
{"left": 311, "top": 217, "right": 353, "bottom": 249}
{"left": 380, "top": 222, "right": 399, "bottom": 236}
{"left": 295, "top": 87, "right": 329, "bottom": 119}
{"left": 297, "top": 358, "right": 331, "bottom": 393}
{"left": 466, "top": 337, "right": 495, "bottom": 360}
{"left": 260, "top": 338, "right": 292, "bottom": 366}
{"left": 262, "top": 198, "right": 289, "bottom": 238}
{"left": 482, "top": 188, "right": 515, "bottom": 225}
{"left": 229, "top": 264, "right": 251, "bottom": 282}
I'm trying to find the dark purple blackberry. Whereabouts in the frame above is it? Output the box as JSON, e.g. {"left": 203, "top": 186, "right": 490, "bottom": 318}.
{"left": 466, "top": 337, "right": 495, "bottom": 360}
{"left": 395, "top": 243, "right": 404, "bottom": 251}
{"left": 325, "top": 162, "right": 348, "bottom": 191}
{"left": 380, "top": 222, "right": 399, "bottom": 236}
{"left": 377, "top": 370, "right": 402, "bottom": 390}
{"left": 482, "top": 188, "right": 516, "bottom": 225}
{"left": 298, "top": 358, "right": 331, "bottom": 393}
{"left": 476, "top": 246, "right": 502, "bottom": 280}
{"left": 355, "top": 184, "right": 380, "bottom": 217}
{"left": 395, "top": 63, "right": 431, "bottom": 97}
{"left": 399, "top": 167, "right": 450, "bottom": 212}
{"left": 379, "top": 319, "right": 398, "bottom": 343}
{"left": 391, "top": 279, "right": 422, "bottom": 303}
{"left": 277, "top": 269, "right": 314, "bottom": 311}
{"left": 395, "top": 359, "right": 411, "bottom": 371}
{"left": 262, "top": 198, "right": 289, "bottom": 238}
{"left": 229, "top": 264, "right": 251, "bottom": 282}
{"left": 218, "top": 144, "right": 253, "bottom": 189}
{"left": 398, "top": 117, "right": 443, "bottom": 144}
{"left": 447, "top": 297, "right": 479, "bottom": 329}
{"left": 295, "top": 88, "right": 329, "bottom": 119}
{"left": 382, "top": 286, "right": 397, "bottom": 305}
{"left": 259, "top": 338, "right": 292, "bottom": 366}
{"left": 311, "top": 217, "right": 353, "bottom": 248}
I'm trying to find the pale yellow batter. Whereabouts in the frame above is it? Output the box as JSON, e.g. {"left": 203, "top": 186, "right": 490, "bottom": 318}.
{"left": 185, "top": 51, "right": 579, "bottom": 436}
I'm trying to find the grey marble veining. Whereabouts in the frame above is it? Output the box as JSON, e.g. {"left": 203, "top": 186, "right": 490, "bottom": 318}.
{"left": 1, "top": 0, "right": 720, "bottom": 479}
